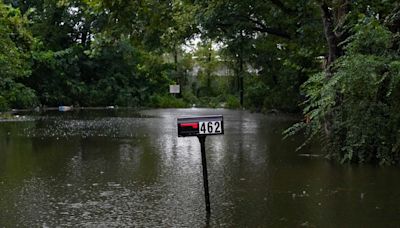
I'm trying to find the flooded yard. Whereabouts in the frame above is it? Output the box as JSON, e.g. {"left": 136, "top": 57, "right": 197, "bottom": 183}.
{"left": 0, "top": 109, "right": 399, "bottom": 227}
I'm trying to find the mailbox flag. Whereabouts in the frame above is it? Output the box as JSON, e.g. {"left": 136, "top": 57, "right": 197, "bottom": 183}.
{"left": 180, "top": 123, "right": 199, "bottom": 129}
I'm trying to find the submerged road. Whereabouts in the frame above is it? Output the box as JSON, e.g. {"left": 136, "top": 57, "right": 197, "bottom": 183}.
{"left": 0, "top": 109, "right": 399, "bottom": 227}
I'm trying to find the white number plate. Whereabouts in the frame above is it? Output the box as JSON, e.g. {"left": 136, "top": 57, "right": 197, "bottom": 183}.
{"left": 199, "top": 121, "right": 222, "bottom": 135}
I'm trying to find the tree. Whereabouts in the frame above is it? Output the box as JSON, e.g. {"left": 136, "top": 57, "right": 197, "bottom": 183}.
{"left": 0, "top": 2, "right": 37, "bottom": 110}
{"left": 286, "top": 2, "right": 400, "bottom": 164}
{"left": 6, "top": 0, "right": 176, "bottom": 107}
{"left": 192, "top": 0, "right": 324, "bottom": 110}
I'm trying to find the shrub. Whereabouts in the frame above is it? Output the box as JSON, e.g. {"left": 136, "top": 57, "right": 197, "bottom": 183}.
{"left": 0, "top": 96, "right": 8, "bottom": 111}
{"left": 225, "top": 95, "right": 241, "bottom": 109}
{"left": 1, "top": 82, "right": 38, "bottom": 109}
{"left": 286, "top": 17, "right": 400, "bottom": 165}
{"left": 150, "top": 94, "right": 188, "bottom": 108}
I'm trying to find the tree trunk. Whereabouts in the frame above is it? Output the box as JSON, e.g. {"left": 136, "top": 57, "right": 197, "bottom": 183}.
{"left": 320, "top": 0, "right": 350, "bottom": 74}
{"left": 238, "top": 33, "right": 244, "bottom": 108}
{"left": 239, "top": 54, "right": 244, "bottom": 108}
{"left": 319, "top": 0, "right": 350, "bottom": 136}
{"left": 207, "top": 45, "right": 211, "bottom": 90}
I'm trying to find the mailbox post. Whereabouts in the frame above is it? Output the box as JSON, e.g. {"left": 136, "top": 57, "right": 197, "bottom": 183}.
{"left": 177, "top": 115, "right": 224, "bottom": 214}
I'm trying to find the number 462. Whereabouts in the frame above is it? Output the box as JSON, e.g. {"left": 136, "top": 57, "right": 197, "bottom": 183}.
{"left": 199, "top": 121, "right": 222, "bottom": 134}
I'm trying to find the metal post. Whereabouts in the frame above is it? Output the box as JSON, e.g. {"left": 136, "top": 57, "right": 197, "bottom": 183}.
{"left": 198, "top": 136, "right": 211, "bottom": 214}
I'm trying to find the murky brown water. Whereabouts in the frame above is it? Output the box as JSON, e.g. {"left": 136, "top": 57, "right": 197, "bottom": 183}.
{"left": 0, "top": 108, "right": 399, "bottom": 227}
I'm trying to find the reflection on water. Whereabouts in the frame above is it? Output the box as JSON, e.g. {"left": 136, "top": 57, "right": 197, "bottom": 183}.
{"left": 0, "top": 109, "right": 399, "bottom": 227}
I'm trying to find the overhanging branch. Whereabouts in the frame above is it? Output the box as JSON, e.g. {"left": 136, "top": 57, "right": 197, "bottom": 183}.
{"left": 269, "top": 0, "right": 295, "bottom": 14}
{"left": 238, "top": 15, "right": 291, "bottom": 39}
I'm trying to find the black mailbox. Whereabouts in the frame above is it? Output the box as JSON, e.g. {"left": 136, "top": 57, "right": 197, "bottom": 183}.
{"left": 177, "top": 115, "right": 224, "bottom": 214}
{"left": 177, "top": 115, "right": 224, "bottom": 137}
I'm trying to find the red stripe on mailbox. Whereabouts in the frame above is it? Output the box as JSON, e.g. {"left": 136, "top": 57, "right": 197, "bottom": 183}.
{"left": 180, "top": 123, "right": 199, "bottom": 129}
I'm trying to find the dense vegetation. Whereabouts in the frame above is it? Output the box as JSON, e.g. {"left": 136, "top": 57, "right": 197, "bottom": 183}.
{"left": 284, "top": 2, "right": 400, "bottom": 165}
{"left": 0, "top": 0, "right": 399, "bottom": 164}
{"left": 0, "top": 0, "right": 321, "bottom": 112}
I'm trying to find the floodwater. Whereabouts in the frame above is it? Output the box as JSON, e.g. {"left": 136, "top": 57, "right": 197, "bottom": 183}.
{"left": 0, "top": 108, "right": 399, "bottom": 227}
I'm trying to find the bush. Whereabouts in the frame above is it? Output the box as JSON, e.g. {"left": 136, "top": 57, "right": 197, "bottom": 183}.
{"left": 244, "top": 76, "right": 268, "bottom": 111}
{"left": 225, "top": 95, "right": 241, "bottom": 109}
{"left": 244, "top": 75, "right": 300, "bottom": 112}
{"left": 181, "top": 88, "right": 199, "bottom": 105}
{"left": 0, "top": 96, "right": 8, "bottom": 111}
{"left": 1, "top": 82, "right": 38, "bottom": 109}
{"left": 286, "top": 17, "right": 400, "bottom": 165}
{"left": 150, "top": 94, "right": 188, "bottom": 108}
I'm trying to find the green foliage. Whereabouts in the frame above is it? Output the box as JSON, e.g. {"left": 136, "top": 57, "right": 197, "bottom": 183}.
{"left": 1, "top": 82, "right": 38, "bottom": 109}
{"left": 0, "top": 96, "right": 8, "bottom": 111}
{"left": 0, "top": 2, "right": 37, "bottom": 109}
{"left": 181, "top": 88, "right": 199, "bottom": 105}
{"left": 244, "top": 76, "right": 269, "bottom": 111}
{"left": 192, "top": 0, "right": 323, "bottom": 111}
{"left": 150, "top": 94, "right": 188, "bottom": 108}
{"left": 225, "top": 95, "right": 241, "bottom": 109}
{"left": 25, "top": 25, "right": 173, "bottom": 107}
{"left": 244, "top": 74, "right": 301, "bottom": 113}
{"left": 196, "top": 74, "right": 231, "bottom": 97}
{"left": 0, "top": 0, "right": 323, "bottom": 112}
{"left": 286, "top": 17, "right": 400, "bottom": 165}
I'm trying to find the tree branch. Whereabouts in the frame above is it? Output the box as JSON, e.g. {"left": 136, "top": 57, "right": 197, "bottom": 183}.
{"left": 269, "top": 0, "right": 295, "bottom": 14}
{"left": 238, "top": 15, "right": 291, "bottom": 39}
{"left": 320, "top": 1, "right": 338, "bottom": 71}
{"left": 385, "top": 5, "right": 400, "bottom": 33}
